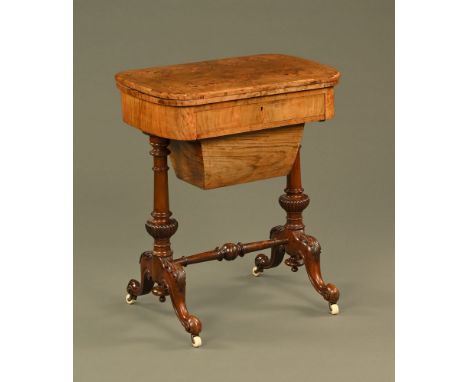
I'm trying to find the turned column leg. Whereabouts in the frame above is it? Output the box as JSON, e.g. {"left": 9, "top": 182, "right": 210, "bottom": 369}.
{"left": 147, "top": 136, "right": 202, "bottom": 346}
{"left": 274, "top": 147, "right": 340, "bottom": 314}
{"left": 126, "top": 135, "right": 203, "bottom": 347}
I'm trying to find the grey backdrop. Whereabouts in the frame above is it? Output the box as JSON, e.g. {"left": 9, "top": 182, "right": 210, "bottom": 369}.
{"left": 74, "top": 1, "right": 394, "bottom": 381}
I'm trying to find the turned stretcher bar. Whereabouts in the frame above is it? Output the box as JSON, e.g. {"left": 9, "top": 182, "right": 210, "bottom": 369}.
{"left": 173, "top": 238, "right": 290, "bottom": 266}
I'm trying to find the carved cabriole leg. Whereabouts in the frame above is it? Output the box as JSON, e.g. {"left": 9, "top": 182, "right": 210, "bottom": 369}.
{"left": 126, "top": 251, "right": 154, "bottom": 299}
{"left": 254, "top": 226, "right": 287, "bottom": 273}
{"left": 145, "top": 135, "right": 202, "bottom": 339}
{"left": 276, "top": 147, "right": 340, "bottom": 306}
{"left": 155, "top": 257, "right": 202, "bottom": 336}
{"left": 296, "top": 234, "right": 339, "bottom": 304}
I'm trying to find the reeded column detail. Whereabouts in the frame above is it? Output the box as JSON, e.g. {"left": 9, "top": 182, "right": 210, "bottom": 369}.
{"left": 145, "top": 136, "right": 178, "bottom": 257}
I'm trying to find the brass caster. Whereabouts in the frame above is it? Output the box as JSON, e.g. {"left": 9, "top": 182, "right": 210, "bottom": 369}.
{"left": 329, "top": 303, "right": 339, "bottom": 315}
{"left": 159, "top": 296, "right": 166, "bottom": 303}
{"left": 191, "top": 335, "right": 202, "bottom": 348}
{"left": 125, "top": 293, "right": 136, "bottom": 305}
{"left": 291, "top": 266, "right": 298, "bottom": 272}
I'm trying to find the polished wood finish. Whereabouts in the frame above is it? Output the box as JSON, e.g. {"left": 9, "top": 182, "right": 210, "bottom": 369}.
{"left": 173, "top": 238, "right": 289, "bottom": 266}
{"left": 119, "top": 86, "right": 333, "bottom": 140}
{"left": 116, "top": 54, "right": 338, "bottom": 140}
{"left": 254, "top": 148, "right": 340, "bottom": 303}
{"left": 127, "top": 137, "right": 202, "bottom": 336}
{"left": 117, "top": 54, "right": 336, "bottom": 190}
{"left": 126, "top": 251, "right": 154, "bottom": 298}
{"left": 126, "top": 140, "right": 340, "bottom": 341}
{"left": 116, "top": 54, "right": 339, "bottom": 106}
{"left": 120, "top": 54, "right": 341, "bottom": 346}
{"left": 169, "top": 124, "right": 304, "bottom": 189}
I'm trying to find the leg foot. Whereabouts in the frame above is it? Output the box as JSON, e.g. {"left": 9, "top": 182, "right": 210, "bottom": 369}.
{"left": 253, "top": 226, "right": 286, "bottom": 274}
{"left": 298, "top": 233, "right": 340, "bottom": 307}
{"left": 125, "top": 251, "right": 155, "bottom": 302}
{"left": 329, "top": 303, "right": 339, "bottom": 315}
{"left": 158, "top": 257, "right": 203, "bottom": 337}
{"left": 191, "top": 335, "right": 202, "bottom": 348}
{"left": 252, "top": 266, "right": 262, "bottom": 277}
{"left": 125, "top": 293, "right": 136, "bottom": 305}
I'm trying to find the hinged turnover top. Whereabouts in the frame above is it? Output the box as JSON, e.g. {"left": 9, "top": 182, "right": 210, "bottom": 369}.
{"left": 115, "top": 54, "right": 340, "bottom": 106}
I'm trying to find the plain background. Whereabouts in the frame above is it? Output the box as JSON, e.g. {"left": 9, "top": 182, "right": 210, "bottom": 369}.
{"left": 74, "top": 1, "right": 394, "bottom": 381}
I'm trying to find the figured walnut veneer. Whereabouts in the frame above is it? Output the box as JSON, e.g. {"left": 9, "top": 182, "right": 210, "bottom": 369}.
{"left": 118, "top": 85, "right": 334, "bottom": 140}
{"left": 115, "top": 54, "right": 338, "bottom": 140}
{"left": 115, "top": 53, "right": 339, "bottom": 107}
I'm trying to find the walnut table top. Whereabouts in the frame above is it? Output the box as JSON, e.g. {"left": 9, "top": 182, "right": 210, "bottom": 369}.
{"left": 115, "top": 54, "right": 340, "bottom": 141}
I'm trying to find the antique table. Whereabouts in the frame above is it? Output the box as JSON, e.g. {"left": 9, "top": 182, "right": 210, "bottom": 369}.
{"left": 115, "top": 54, "right": 341, "bottom": 348}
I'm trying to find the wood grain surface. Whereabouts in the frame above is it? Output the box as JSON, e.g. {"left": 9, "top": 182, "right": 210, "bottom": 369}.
{"left": 120, "top": 87, "right": 331, "bottom": 140}
{"left": 117, "top": 54, "right": 339, "bottom": 140}
{"left": 115, "top": 54, "right": 340, "bottom": 106}
{"left": 169, "top": 124, "right": 304, "bottom": 189}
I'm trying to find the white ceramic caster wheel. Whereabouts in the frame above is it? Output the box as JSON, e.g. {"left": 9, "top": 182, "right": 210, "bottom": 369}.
{"left": 125, "top": 293, "right": 136, "bottom": 305}
{"left": 329, "top": 303, "right": 339, "bottom": 315}
{"left": 252, "top": 266, "right": 262, "bottom": 277}
{"left": 191, "top": 335, "right": 202, "bottom": 348}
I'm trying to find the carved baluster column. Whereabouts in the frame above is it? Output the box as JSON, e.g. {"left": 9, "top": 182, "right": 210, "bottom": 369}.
{"left": 279, "top": 147, "right": 310, "bottom": 232}
{"left": 145, "top": 136, "right": 178, "bottom": 259}
{"left": 253, "top": 147, "right": 309, "bottom": 275}
{"left": 126, "top": 135, "right": 175, "bottom": 301}
{"left": 126, "top": 136, "right": 177, "bottom": 300}
{"left": 145, "top": 135, "right": 202, "bottom": 339}
{"left": 278, "top": 147, "right": 340, "bottom": 309}
{"left": 278, "top": 147, "right": 310, "bottom": 271}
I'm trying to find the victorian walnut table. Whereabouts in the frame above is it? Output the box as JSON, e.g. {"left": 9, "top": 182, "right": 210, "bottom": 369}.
{"left": 115, "top": 54, "right": 341, "bottom": 348}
